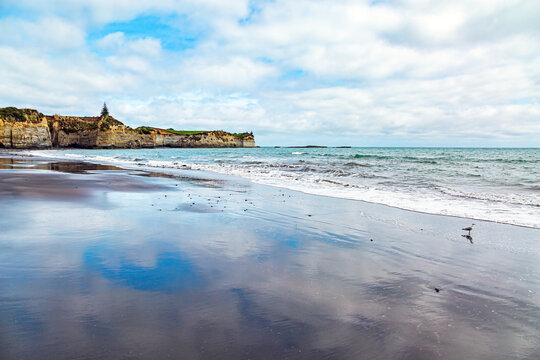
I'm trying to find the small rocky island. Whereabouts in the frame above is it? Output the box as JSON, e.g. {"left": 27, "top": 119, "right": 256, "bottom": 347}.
{"left": 0, "top": 106, "right": 255, "bottom": 149}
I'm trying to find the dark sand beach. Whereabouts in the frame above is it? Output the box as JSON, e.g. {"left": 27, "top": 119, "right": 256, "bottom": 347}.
{"left": 1, "top": 154, "right": 539, "bottom": 359}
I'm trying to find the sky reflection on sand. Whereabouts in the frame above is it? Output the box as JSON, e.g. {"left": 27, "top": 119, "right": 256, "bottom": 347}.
{"left": 84, "top": 245, "right": 201, "bottom": 292}
{"left": 1, "top": 159, "right": 540, "bottom": 359}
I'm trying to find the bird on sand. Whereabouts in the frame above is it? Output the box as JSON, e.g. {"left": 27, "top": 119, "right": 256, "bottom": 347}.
{"left": 462, "top": 224, "right": 475, "bottom": 235}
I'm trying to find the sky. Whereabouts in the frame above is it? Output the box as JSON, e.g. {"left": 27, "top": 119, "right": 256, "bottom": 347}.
{"left": 0, "top": 0, "right": 539, "bottom": 147}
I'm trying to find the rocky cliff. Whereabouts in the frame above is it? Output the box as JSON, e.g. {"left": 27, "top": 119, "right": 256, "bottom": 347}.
{"left": 0, "top": 108, "right": 52, "bottom": 148}
{"left": 0, "top": 107, "right": 255, "bottom": 149}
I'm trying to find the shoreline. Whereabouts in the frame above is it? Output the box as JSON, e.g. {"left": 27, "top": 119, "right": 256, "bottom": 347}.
{"left": 4, "top": 149, "right": 539, "bottom": 230}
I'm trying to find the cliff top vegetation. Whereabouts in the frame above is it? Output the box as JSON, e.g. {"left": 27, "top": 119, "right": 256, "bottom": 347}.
{"left": 166, "top": 128, "right": 253, "bottom": 139}
{"left": 0, "top": 107, "right": 43, "bottom": 123}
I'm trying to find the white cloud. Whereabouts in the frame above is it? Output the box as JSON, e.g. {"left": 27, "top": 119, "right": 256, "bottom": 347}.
{"left": 0, "top": 0, "right": 539, "bottom": 145}
{"left": 95, "top": 31, "right": 126, "bottom": 51}
{"left": 0, "top": 16, "right": 85, "bottom": 50}
{"left": 179, "top": 56, "right": 277, "bottom": 90}
{"left": 96, "top": 32, "right": 162, "bottom": 57}
{"left": 412, "top": 7, "right": 466, "bottom": 43}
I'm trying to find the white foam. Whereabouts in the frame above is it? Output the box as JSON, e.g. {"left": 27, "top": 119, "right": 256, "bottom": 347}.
{"left": 191, "top": 163, "right": 540, "bottom": 228}
{"left": 22, "top": 150, "right": 540, "bottom": 229}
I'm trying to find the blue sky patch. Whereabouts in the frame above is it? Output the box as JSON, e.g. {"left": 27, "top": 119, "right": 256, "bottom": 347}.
{"left": 281, "top": 69, "right": 307, "bottom": 80}
{"left": 88, "top": 14, "right": 204, "bottom": 52}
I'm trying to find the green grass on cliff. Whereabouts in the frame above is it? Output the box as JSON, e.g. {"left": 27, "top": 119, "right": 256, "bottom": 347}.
{"left": 165, "top": 129, "right": 208, "bottom": 135}
{"left": 165, "top": 128, "right": 253, "bottom": 138}
{"left": 232, "top": 132, "right": 253, "bottom": 139}
{"left": 135, "top": 127, "right": 208, "bottom": 135}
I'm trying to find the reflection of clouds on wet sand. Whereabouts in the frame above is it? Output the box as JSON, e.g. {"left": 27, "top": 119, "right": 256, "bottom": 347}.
{"left": 2, "top": 163, "right": 540, "bottom": 359}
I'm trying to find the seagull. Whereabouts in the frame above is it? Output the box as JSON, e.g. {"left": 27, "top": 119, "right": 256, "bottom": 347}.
{"left": 462, "top": 224, "right": 475, "bottom": 235}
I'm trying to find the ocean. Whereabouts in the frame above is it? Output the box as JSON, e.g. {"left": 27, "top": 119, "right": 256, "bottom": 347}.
{"left": 28, "top": 147, "right": 540, "bottom": 228}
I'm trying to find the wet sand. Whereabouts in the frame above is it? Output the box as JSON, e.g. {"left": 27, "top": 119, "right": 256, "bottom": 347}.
{"left": 1, "top": 154, "right": 539, "bottom": 359}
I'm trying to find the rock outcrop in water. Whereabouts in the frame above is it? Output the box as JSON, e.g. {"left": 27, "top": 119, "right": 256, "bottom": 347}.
{"left": 0, "top": 107, "right": 255, "bottom": 149}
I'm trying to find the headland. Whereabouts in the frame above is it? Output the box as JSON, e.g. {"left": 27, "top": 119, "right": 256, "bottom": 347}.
{"left": 0, "top": 107, "right": 255, "bottom": 149}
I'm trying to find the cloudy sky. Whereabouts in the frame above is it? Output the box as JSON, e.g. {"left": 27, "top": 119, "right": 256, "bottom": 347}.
{"left": 0, "top": 0, "right": 539, "bottom": 146}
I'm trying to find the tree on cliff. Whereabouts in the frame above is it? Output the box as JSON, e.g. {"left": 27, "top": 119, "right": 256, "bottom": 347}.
{"left": 101, "top": 102, "right": 109, "bottom": 118}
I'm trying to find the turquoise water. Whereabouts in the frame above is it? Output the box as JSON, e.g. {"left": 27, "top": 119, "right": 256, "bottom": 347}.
{"left": 29, "top": 147, "right": 540, "bottom": 228}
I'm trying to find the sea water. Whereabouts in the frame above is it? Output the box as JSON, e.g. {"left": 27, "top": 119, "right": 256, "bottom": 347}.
{"left": 27, "top": 147, "right": 540, "bottom": 228}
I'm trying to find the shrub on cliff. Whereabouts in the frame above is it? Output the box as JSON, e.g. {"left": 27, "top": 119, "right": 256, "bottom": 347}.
{"left": 233, "top": 132, "right": 253, "bottom": 139}
{"left": 99, "top": 121, "right": 110, "bottom": 131}
{"left": 0, "top": 107, "right": 44, "bottom": 123}
{"left": 59, "top": 118, "right": 99, "bottom": 133}
{"left": 99, "top": 116, "right": 123, "bottom": 131}
{"left": 136, "top": 126, "right": 153, "bottom": 134}
{"left": 0, "top": 107, "right": 24, "bottom": 121}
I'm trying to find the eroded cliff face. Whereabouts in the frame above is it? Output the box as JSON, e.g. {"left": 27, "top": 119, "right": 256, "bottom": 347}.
{"left": 0, "top": 107, "right": 255, "bottom": 149}
{"left": 91, "top": 130, "right": 254, "bottom": 148}
{"left": 0, "top": 108, "right": 52, "bottom": 148}
{"left": 191, "top": 131, "right": 255, "bottom": 147}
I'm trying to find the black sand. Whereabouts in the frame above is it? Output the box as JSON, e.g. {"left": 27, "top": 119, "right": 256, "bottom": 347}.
{"left": 1, "top": 154, "right": 539, "bottom": 359}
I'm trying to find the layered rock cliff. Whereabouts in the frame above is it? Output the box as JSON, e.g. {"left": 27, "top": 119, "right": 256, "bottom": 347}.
{"left": 0, "top": 108, "right": 52, "bottom": 148}
{"left": 0, "top": 107, "right": 255, "bottom": 149}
